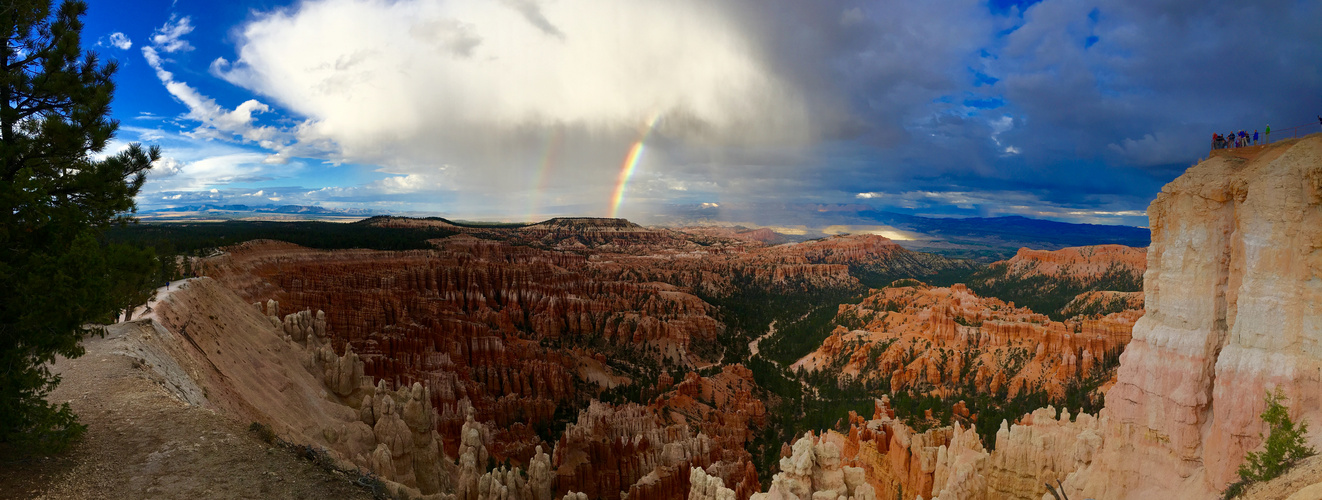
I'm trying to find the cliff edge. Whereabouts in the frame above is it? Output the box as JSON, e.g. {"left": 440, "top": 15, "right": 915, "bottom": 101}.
{"left": 1057, "top": 133, "right": 1322, "bottom": 498}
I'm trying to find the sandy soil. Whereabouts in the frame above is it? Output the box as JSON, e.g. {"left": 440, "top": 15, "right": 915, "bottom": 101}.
{"left": 0, "top": 282, "right": 376, "bottom": 500}
{"left": 1240, "top": 454, "right": 1322, "bottom": 499}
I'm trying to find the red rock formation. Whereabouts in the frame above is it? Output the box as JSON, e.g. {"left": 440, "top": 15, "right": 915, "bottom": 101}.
{"left": 794, "top": 283, "right": 1139, "bottom": 400}
{"left": 551, "top": 365, "right": 766, "bottom": 500}
{"left": 996, "top": 245, "right": 1147, "bottom": 281}
{"left": 192, "top": 219, "right": 982, "bottom": 498}
{"left": 741, "top": 136, "right": 1322, "bottom": 500}
{"left": 203, "top": 238, "right": 724, "bottom": 463}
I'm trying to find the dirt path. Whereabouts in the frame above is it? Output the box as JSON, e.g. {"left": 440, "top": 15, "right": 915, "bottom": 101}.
{"left": 0, "top": 319, "right": 375, "bottom": 500}
{"left": 747, "top": 314, "right": 820, "bottom": 398}
{"left": 123, "top": 278, "right": 196, "bottom": 322}
{"left": 747, "top": 319, "right": 777, "bottom": 357}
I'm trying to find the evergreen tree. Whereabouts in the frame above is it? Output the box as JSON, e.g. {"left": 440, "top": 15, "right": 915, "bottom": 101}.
{"left": 1237, "top": 389, "right": 1316, "bottom": 483}
{"left": 0, "top": 0, "right": 158, "bottom": 452}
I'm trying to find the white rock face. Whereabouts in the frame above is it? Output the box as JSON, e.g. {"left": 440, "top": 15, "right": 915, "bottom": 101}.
{"left": 747, "top": 433, "right": 876, "bottom": 500}
{"left": 688, "top": 468, "right": 737, "bottom": 500}
{"left": 1060, "top": 135, "right": 1322, "bottom": 498}
{"left": 527, "top": 446, "right": 554, "bottom": 500}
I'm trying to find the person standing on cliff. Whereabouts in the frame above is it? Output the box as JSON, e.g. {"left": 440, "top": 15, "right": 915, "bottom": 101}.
{"left": 1266, "top": 124, "right": 1271, "bottom": 143}
{"left": 1254, "top": 130, "right": 1259, "bottom": 145}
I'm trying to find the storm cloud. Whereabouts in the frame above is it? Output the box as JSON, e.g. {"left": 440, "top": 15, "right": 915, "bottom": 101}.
{"left": 135, "top": 0, "right": 1322, "bottom": 224}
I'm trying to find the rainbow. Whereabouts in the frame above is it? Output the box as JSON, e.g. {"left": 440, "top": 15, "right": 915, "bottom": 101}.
{"left": 608, "top": 115, "right": 660, "bottom": 218}
{"left": 527, "top": 126, "right": 564, "bottom": 221}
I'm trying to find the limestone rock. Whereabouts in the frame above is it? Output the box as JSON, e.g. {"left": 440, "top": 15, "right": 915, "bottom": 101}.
{"left": 689, "top": 468, "right": 736, "bottom": 500}
{"left": 527, "top": 445, "right": 554, "bottom": 500}
{"left": 1060, "top": 133, "right": 1322, "bottom": 499}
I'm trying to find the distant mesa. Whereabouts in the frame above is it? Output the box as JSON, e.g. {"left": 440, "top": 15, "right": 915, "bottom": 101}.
{"left": 999, "top": 244, "right": 1147, "bottom": 280}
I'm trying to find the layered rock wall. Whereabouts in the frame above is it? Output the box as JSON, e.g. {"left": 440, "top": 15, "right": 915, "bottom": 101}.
{"left": 1061, "top": 133, "right": 1322, "bottom": 497}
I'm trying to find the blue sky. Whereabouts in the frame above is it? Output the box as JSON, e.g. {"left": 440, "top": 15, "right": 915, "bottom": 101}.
{"left": 85, "top": 0, "right": 1322, "bottom": 226}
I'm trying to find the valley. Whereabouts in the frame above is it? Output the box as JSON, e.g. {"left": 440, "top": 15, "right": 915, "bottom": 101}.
{"left": 87, "top": 209, "right": 1147, "bottom": 499}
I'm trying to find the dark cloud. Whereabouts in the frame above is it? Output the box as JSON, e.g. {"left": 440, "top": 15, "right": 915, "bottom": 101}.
{"left": 501, "top": 0, "right": 565, "bottom": 39}
{"left": 143, "top": 0, "right": 1322, "bottom": 226}
{"left": 730, "top": 0, "right": 1322, "bottom": 223}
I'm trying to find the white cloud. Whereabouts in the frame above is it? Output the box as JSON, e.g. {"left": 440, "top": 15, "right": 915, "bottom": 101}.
{"left": 212, "top": 0, "right": 817, "bottom": 211}
{"left": 851, "top": 188, "right": 1149, "bottom": 225}
{"left": 152, "top": 15, "right": 194, "bottom": 53}
{"left": 118, "top": 126, "right": 301, "bottom": 201}
{"left": 150, "top": 156, "right": 184, "bottom": 178}
{"left": 989, "top": 114, "right": 1020, "bottom": 155}
{"left": 106, "top": 32, "right": 132, "bottom": 50}
{"left": 142, "top": 40, "right": 286, "bottom": 148}
{"left": 368, "top": 174, "right": 435, "bottom": 194}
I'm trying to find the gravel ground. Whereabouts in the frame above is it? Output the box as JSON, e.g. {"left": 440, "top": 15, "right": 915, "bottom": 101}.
{"left": 1239, "top": 454, "right": 1322, "bottom": 500}
{"left": 0, "top": 324, "right": 376, "bottom": 500}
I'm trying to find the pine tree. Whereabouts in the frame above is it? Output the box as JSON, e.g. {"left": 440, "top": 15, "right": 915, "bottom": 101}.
{"left": 1237, "top": 389, "right": 1317, "bottom": 483}
{"left": 0, "top": 0, "right": 158, "bottom": 453}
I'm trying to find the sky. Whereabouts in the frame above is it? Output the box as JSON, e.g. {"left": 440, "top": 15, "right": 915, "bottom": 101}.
{"left": 84, "top": 0, "right": 1322, "bottom": 226}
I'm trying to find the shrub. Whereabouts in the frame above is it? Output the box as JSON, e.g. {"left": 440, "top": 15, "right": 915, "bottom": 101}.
{"left": 249, "top": 422, "right": 277, "bottom": 445}
{"left": 1225, "top": 389, "right": 1317, "bottom": 498}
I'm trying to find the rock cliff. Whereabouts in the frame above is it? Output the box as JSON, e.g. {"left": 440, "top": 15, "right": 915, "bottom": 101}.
{"left": 962, "top": 245, "right": 1146, "bottom": 320}
{"left": 153, "top": 278, "right": 456, "bottom": 498}
{"left": 1060, "top": 132, "right": 1322, "bottom": 498}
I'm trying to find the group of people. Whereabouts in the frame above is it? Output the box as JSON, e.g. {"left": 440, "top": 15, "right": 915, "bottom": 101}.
{"left": 1212, "top": 128, "right": 1264, "bottom": 149}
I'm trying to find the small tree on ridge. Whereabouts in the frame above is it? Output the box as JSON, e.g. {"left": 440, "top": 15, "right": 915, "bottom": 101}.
{"left": 1238, "top": 389, "right": 1317, "bottom": 483}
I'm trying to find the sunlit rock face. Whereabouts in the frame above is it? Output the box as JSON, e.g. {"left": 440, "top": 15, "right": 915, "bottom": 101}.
{"left": 793, "top": 281, "right": 1140, "bottom": 401}
{"left": 996, "top": 245, "right": 1147, "bottom": 282}
{"left": 743, "top": 431, "right": 875, "bottom": 500}
{"left": 1064, "top": 134, "right": 1322, "bottom": 498}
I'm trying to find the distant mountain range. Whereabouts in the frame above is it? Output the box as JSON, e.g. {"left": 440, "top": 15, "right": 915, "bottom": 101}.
{"left": 144, "top": 204, "right": 375, "bottom": 216}
{"left": 139, "top": 205, "right": 1150, "bottom": 261}
{"left": 857, "top": 211, "right": 1149, "bottom": 260}
{"left": 860, "top": 211, "right": 1148, "bottom": 245}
